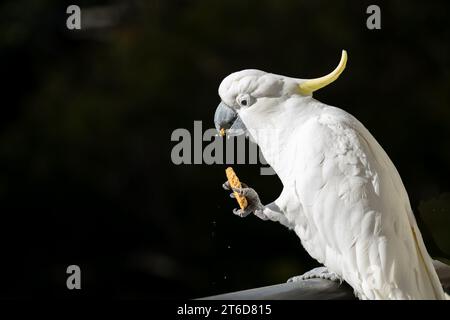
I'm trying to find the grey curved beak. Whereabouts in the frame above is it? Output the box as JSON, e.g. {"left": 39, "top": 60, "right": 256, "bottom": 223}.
{"left": 214, "top": 102, "right": 247, "bottom": 136}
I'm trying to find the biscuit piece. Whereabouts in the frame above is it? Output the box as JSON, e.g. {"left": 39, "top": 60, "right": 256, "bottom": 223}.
{"left": 225, "top": 167, "right": 248, "bottom": 210}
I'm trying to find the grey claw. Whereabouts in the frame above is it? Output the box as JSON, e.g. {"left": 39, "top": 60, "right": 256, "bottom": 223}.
{"left": 232, "top": 187, "right": 244, "bottom": 196}
{"left": 233, "top": 208, "right": 250, "bottom": 217}
{"left": 287, "top": 267, "right": 342, "bottom": 284}
{"left": 222, "top": 181, "right": 231, "bottom": 190}
{"left": 232, "top": 187, "right": 257, "bottom": 198}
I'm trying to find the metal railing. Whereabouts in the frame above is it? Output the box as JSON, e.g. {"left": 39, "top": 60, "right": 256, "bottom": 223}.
{"left": 199, "top": 260, "right": 450, "bottom": 300}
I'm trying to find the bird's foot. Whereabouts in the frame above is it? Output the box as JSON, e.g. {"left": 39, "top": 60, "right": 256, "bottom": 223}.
{"left": 222, "top": 180, "right": 264, "bottom": 218}
{"left": 287, "top": 267, "right": 343, "bottom": 284}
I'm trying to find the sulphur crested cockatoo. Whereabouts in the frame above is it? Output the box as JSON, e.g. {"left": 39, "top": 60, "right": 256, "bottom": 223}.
{"left": 214, "top": 50, "right": 447, "bottom": 300}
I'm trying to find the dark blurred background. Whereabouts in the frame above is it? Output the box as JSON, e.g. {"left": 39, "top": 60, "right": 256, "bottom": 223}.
{"left": 0, "top": 0, "right": 449, "bottom": 299}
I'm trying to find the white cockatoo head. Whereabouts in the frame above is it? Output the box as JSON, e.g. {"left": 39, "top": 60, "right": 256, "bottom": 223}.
{"left": 214, "top": 50, "right": 347, "bottom": 137}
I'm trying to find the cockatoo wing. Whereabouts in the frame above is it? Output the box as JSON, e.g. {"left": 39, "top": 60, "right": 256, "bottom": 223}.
{"left": 292, "top": 106, "right": 445, "bottom": 300}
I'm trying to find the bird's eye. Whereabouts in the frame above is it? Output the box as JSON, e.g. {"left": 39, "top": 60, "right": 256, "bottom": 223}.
{"left": 236, "top": 94, "right": 253, "bottom": 108}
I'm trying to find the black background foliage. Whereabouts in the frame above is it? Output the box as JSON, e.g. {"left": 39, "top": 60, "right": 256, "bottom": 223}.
{"left": 0, "top": 0, "right": 449, "bottom": 298}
